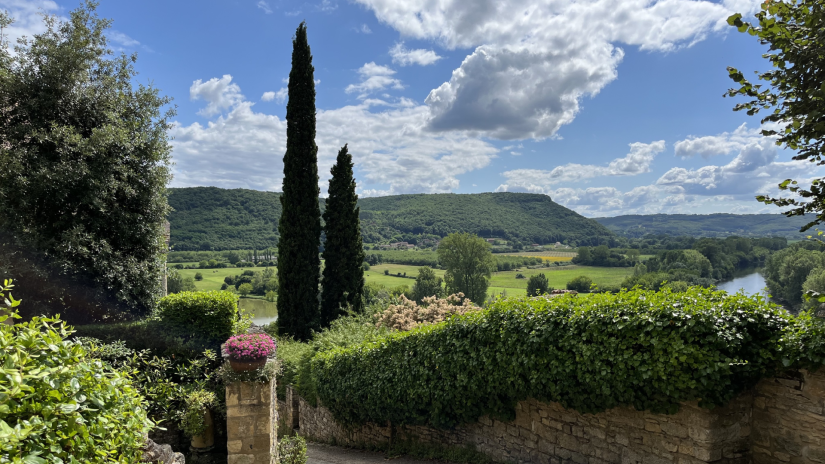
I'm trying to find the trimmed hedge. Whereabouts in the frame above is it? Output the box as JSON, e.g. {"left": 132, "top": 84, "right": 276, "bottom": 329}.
{"left": 311, "top": 287, "right": 820, "bottom": 429}
{"left": 156, "top": 290, "right": 240, "bottom": 341}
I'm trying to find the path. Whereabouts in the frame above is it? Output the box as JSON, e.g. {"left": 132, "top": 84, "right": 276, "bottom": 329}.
{"left": 307, "top": 443, "right": 444, "bottom": 464}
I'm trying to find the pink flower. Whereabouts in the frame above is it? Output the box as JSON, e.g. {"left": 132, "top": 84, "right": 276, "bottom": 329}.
{"left": 226, "top": 334, "right": 277, "bottom": 361}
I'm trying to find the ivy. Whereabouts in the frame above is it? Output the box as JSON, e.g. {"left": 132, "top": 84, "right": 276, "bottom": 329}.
{"left": 311, "top": 287, "right": 822, "bottom": 429}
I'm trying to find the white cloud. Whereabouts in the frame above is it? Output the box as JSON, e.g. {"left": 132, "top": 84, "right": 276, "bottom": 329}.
{"left": 358, "top": 24, "right": 372, "bottom": 34}
{"left": 0, "top": 0, "right": 59, "bottom": 48}
{"left": 345, "top": 62, "right": 403, "bottom": 98}
{"left": 353, "top": 0, "right": 763, "bottom": 140}
{"left": 500, "top": 140, "right": 665, "bottom": 189}
{"left": 261, "top": 91, "right": 276, "bottom": 102}
{"left": 389, "top": 42, "right": 442, "bottom": 66}
{"left": 257, "top": 1, "right": 273, "bottom": 14}
{"left": 317, "top": 0, "right": 337, "bottom": 12}
{"left": 170, "top": 77, "right": 498, "bottom": 194}
{"left": 190, "top": 75, "right": 245, "bottom": 117}
{"left": 674, "top": 123, "right": 772, "bottom": 158}
{"left": 108, "top": 30, "right": 139, "bottom": 48}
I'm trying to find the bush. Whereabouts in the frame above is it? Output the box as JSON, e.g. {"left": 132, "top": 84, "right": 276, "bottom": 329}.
{"left": 384, "top": 269, "right": 390, "bottom": 275}
{"left": 156, "top": 291, "right": 241, "bottom": 341}
{"left": 278, "top": 435, "right": 308, "bottom": 464}
{"left": 374, "top": 294, "right": 476, "bottom": 331}
{"left": 195, "top": 272, "right": 204, "bottom": 281}
{"left": 526, "top": 273, "right": 550, "bottom": 296}
{"left": 566, "top": 275, "right": 592, "bottom": 292}
{"left": 0, "top": 293, "right": 152, "bottom": 461}
{"left": 181, "top": 389, "right": 218, "bottom": 438}
{"left": 238, "top": 283, "right": 253, "bottom": 296}
{"left": 312, "top": 288, "right": 797, "bottom": 429}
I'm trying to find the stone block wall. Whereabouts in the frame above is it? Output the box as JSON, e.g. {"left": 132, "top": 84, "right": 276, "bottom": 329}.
{"left": 288, "top": 370, "right": 825, "bottom": 464}
{"left": 293, "top": 386, "right": 750, "bottom": 464}
{"left": 226, "top": 379, "right": 277, "bottom": 464}
{"left": 751, "top": 369, "right": 825, "bottom": 463}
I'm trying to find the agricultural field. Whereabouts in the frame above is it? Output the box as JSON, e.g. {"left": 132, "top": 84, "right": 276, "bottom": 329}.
{"left": 171, "top": 266, "right": 273, "bottom": 292}
{"left": 498, "top": 250, "right": 576, "bottom": 261}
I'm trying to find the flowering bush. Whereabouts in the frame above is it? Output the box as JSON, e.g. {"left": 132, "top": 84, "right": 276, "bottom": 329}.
{"left": 374, "top": 293, "right": 477, "bottom": 331}
{"left": 226, "top": 333, "right": 277, "bottom": 360}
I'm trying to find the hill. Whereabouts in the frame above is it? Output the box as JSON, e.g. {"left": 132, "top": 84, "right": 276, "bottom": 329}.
{"left": 594, "top": 213, "right": 812, "bottom": 239}
{"left": 167, "top": 188, "right": 616, "bottom": 251}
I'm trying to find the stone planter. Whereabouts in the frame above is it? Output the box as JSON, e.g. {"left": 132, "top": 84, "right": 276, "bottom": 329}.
{"left": 190, "top": 408, "right": 215, "bottom": 451}
{"left": 229, "top": 357, "right": 267, "bottom": 373}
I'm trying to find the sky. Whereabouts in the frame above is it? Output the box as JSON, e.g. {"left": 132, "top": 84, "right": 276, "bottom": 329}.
{"left": 3, "top": 0, "right": 819, "bottom": 217}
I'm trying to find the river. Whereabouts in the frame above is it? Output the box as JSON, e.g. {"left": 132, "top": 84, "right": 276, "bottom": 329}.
{"left": 715, "top": 268, "right": 770, "bottom": 298}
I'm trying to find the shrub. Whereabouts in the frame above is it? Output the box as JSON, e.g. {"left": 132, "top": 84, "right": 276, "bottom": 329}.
{"left": 384, "top": 269, "right": 390, "bottom": 275}
{"left": 265, "top": 290, "right": 277, "bottom": 302}
{"left": 515, "top": 273, "right": 526, "bottom": 279}
{"left": 312, "top": 288, "right": 799, "bottom": 429}
{"left": 238, "top": 283, "right": 253, "bottom": 296}
{"left": 181, "top": 389, "right": 218, "bottom": 437}
{"left": 526, "top": 273, "right": 550, "bottom": 296}
{"left": 374, "top": 294, "right": 477, "bottom": 331}
{"left": 278, "top": 435, "right": 308, "bottom": 464}
{"left": 195, "top": 272, "right": 204, "bottom": 281}
{"left": 362, "top": 262, "right": 371, "bottom": 271}
{"left": 0, "top": 290, "right": 152, "bottom": 461}
{"left": 156, "top": 290, "right": 241, "bottom": 341}
{"left": 566, "top": 275, "right": 592, "bottom": 292}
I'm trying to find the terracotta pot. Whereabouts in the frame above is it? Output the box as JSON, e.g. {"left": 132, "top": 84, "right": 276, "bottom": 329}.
{"left": 190, "top": 409, "right": 214, "bottom": 450}
{"left": 229, "top": 357, "right": 267, "bottom": 372}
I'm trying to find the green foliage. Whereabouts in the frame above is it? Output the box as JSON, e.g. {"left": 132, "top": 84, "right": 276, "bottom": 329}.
{"left": 180, "top": 389, "right": 217, "bottom": 437}
{"left": 238, "top": 283, "right": 253, "bottom": 296}
{"left": 438, "top": 233, "right": 494, "bottom": 305}
{"left": 156, "top": 291, "right": 241, "bottom": 342}
{"left": 168, "top": 269, "right": 197, "bottom": 294}
{"left": 278, "top": 435, "right": 308, "bottom": 464}
{"left": 195, "top": 272, "right": 204, "bottom": 281}
{"left": 764, "top": 244, "right": 825, "bottom": 305}
{"left": 573, "top": 245, "right": 631, "bottom": 267}
{"left": 566, "top": 275, "right": 592, "bottom": 292}
{"left": 727, "top": 2, "right": 825, "bottom": 231}
{"left": 366, "top": 250, "right": 440, "bottom": 267}
{"left": 412, "top": 267, "right": 443, "bottom": 303}
{"left": 0, "top": 2, "right": 173, "bottom": 316}
{"left": 526, "top": 273, "right": 550, "bottom": 296}
{"left": 322, "top": 145, "right": 365, "bottom": 325}
{"left": 311, "top": 288, "right": 796, "bottom": 429}
{"left": 596, "top": 214, "right": 811, "bottom": 239}
{"left": 1, "top": 312, "right": 152, "bottom": 462}
{"left": 166, "top": 188, "right": 617, "bottom": 251}
{"left": 802, "top": 268, "right": 825, "bottom": 311}
{"left": 278, "top": 22, "right": 321, "bottom": 341}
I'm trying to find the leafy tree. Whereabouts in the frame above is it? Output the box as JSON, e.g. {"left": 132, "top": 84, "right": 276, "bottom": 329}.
{"left": 167, "top": 269, "right": 197, "bottom": 294}
{"left": 526, "top": 273, "right": 550, "bottom": 297}
{"left": 238, "top": 283, "right": 253, "bottom": 297}
{"left": 321, "top": 145, "right": 365, "bottom": 326}
{"left": 277, "top": 22, "right": 321, "bottom": 340}
{"left": 412, "top": 267, "right": 443, "bottom": 303}
{"left": 567, "top": 276, "right": 593, "bottom": 293}
{"left": 0, "top": 1, "right": 173, "bottom": 316}
{"left": 437, "top": 233, "right": 494, "bottom": 305}
{"left": 727, "top": 1, "right": 825, "bottom": 230}
{"left": 764, "top": 245, "right": 825, "bottom": 304}
{"left": 195, "top": 272, "right": 203, "bottom": 281}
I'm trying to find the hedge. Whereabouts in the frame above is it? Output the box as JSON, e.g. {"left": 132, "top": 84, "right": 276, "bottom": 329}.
{"left": 310, "top": 287, "right": 821, "bottom": 429}
{"left": 156, "top": 290, "right": 240, "bottom": 341}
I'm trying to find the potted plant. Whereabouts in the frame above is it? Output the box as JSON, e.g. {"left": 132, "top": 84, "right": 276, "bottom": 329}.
{"left": 181, "top": 389, "right": 217, "bottom": 451}
{"left": 225, "top": 333, "right": 276, "bottom": 372}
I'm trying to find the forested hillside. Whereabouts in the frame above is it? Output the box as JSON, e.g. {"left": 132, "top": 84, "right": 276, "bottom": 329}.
{"left": 595, "top": 213, "right": 811, "bottom": 239}
{"left": 167, "top": 188, "right": 615, "bottom": 250}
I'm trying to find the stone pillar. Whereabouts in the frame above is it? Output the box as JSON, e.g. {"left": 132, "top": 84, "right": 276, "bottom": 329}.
{"left": 226, "top": 378, "right": 277, "bottom": 463}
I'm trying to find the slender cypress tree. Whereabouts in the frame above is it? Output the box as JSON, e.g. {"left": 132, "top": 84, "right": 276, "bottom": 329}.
{"left": 321, "top": 144, "right": 365, "bottom": 326}
{"left": 277, "top": 22, "right": 321, "bottom": 340}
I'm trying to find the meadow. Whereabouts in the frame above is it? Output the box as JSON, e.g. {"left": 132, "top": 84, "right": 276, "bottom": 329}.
{"left": 171, "top": 260, "right": 633, "bottom": 302}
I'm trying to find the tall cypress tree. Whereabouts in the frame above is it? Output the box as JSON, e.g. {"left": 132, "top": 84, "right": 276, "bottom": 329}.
{"left": 277, "top": 22, "right": 321, "bottom": 340}
{"left": 321, "top": 144, "right": 365, "bottom": 326}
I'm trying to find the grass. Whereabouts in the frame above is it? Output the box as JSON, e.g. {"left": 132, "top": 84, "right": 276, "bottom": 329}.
{"left": 498, "top": 251, "right": 577, "bottom": 261}
{"left": 171, "top": 261, "right": 633, "bottom": 301}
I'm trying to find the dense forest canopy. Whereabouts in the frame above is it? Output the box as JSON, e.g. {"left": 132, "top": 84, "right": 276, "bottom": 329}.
{"left": 595, "top": 213, "right": 811, "bottom": 239}
{"left": 167, "top": 188, "right": 616, "bottom": 250}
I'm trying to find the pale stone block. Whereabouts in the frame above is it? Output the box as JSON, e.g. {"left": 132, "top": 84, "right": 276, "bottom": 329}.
{"left": 228, "top": 440, "right": 243, "bottom": 453}
{"left": 228, "top": 456, "right": 255, "bottom": 464}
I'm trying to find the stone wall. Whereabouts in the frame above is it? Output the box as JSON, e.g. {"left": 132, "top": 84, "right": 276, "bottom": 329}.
{"left": 226, "top": 379, "right": 277, "bottom": 464}
{"left": 287, "top": 369, "right": 825, "bottom": 464}
{"left": 752, "top": 369, "right": 825, "bottom": 463}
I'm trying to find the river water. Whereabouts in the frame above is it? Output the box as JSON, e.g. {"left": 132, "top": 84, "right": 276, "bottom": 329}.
{"left": 715, "top": 268, "right": 770, "bottom": 298}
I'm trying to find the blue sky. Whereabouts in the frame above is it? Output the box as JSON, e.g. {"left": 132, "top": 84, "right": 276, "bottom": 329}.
{"left": 4, "top": 0, "right": 818, "bottom": 217}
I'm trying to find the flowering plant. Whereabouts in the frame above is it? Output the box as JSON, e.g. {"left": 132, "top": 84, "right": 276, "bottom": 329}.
{"left": 225, "top": 333, "right": 276, "bottom": 361}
